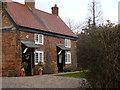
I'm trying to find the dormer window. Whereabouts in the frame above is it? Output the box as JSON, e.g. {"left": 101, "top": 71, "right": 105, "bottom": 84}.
{"left": 34, "top": 34, "right": 44, "bottom": 45}
{"left": 65, "top": 39, "right": 71, "bottom": 48}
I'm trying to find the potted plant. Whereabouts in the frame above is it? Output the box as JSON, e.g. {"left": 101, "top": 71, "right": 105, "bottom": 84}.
{"left": 38, "top": 67, "right": 43, "bottom": 75}
{"left": 38, "top": 61, "right": 43, "bottom": 75}
{"left": 21, "top": 62, "right": 28, "bottom": 76}
{"left": 16, "top": 71, "right": 21, "bottom": 77}
{"left": 34, "top": 67, "right": 39, "bottom": 75}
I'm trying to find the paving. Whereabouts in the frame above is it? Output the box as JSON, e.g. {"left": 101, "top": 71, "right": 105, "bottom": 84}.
{"left": 2, "top": 73, "right": 87, "bottom": 88}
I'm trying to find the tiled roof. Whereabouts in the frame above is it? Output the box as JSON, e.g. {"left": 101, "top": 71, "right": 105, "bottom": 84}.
{"left": 6, "top": 2, "right": 77, "bottom": 38}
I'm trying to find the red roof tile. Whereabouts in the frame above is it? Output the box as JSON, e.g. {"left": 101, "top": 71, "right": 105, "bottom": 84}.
{"left": 6, "top": 2, "right": 77, "bottom": 38}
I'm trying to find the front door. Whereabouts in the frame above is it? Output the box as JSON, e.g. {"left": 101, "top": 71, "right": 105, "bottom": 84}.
{"left": 22, "top": 44, "right": 34, "bottom": 76}
{"left": 57, "top": 47, "right": 65, "bottom": 72}
{"left": 24, "top": 48, "right": 32, "bottom": 76}
{"left": 58, "top": 54, "right": 63, "bottom": 72}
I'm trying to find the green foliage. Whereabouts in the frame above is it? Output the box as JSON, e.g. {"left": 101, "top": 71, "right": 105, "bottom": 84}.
{"left": 63, "top": 66, "right": 77, "bottom": 72}
{"left": 77, "top": 24, "right": 120, "bottom": 88}
{"left": 42, "top": 61, "right": 58, "bottom": 74}
{"left": 51, "top": 61, "right": 58, "bottom": 73}
{"left": 42, "top": 66, "right": 53, "bottom": 74}
{"left": 38, "top": 61, "right": 44, "bottom": 67}
{"left": 55, "top": 72, "right": 86, "bottom": 78}
{"left": 34, "top": 67, "right": 39, "bottom": 72}
{"left": 21, "top": 62, "right": 28, "bottom": 69}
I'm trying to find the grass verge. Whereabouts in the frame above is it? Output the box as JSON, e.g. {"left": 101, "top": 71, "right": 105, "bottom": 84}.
{"left": 54, "top": 72, "right": 86, "bottom": 78}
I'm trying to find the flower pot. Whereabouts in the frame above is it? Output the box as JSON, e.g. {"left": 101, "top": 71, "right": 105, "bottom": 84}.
{"left": 39, "top": 72, "right": 42, "bottom": 75}
{"left": 35, "top": 71, "right": 39, "bottom": 75}
{"left": 16, "top": 73, "right": 21, "bottom": 77}
{"left": 21, "top": 73, "right": 26, "bottom": 77}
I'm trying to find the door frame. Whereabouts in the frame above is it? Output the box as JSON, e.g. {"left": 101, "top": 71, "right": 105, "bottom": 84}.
{"left": 22, "top": 44, "right": 35, "bottom": 76}
{"left": 57, "top": 47, "right": 65, "bottom": 72}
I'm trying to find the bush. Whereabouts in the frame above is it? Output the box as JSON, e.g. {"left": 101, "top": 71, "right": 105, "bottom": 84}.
{"left": 34, "top": 67, "right": 39, "bottom": 72}
{"left": 51, "top": 61, "right": 58, "bottom": 73}
{"left": 38, "top": 61, "right": 44, "bottom": 67}
{"left": 63, "top": 66, "right": 77, "bottom": 72}
{"left": 42, "top": 66, "right": 53, "bottom": 74}
{"left": 77, "top": 24, "right": 120, "bottom": 88}
{"left": 21, "top": 62, "right": 28, "bottom": 69}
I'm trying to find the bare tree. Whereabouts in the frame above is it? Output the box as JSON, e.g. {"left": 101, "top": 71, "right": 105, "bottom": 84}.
{"left": 87, "top": 0, "right": 103, "bottom": 27}
{"left": 65, "top": 18, "right": 84, "bottom": 34}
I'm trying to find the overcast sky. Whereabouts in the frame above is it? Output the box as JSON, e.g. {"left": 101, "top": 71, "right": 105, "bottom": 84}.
{"left": 13, "top": 0, "right": 119, "bottom": 25}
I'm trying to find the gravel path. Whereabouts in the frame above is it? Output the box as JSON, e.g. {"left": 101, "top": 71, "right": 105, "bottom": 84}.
{"left": 2, "top": 74, "right": 87, "bottom": 88}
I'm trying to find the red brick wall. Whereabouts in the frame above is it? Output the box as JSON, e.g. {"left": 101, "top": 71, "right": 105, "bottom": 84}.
{"left": 19, "top": 31, "right": 77, "bottom": 68}
{"left": 2, "top": 13, "right": 77, "bottom": 76}
{"left": 2, "top": 29, "right": 77, "bottom": 76}
{"left": 2, "top": 16, "right": 22, "bottom": 76}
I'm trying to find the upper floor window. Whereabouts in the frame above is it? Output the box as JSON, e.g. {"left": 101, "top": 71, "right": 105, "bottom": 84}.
{"left": 34, "top": 34, "right": 44, "bottom": 45}
{"left": 34, "top": 51, "right": 44, "bottom": 65}
{"left": 65, "top": 39, "right": 71, "bottom": 48}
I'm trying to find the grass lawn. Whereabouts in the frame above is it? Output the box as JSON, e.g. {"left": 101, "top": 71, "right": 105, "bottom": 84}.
{"left": 54, "top": 72, "right": 86, "bottom": 78}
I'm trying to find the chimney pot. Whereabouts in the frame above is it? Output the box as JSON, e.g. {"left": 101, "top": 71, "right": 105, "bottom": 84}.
{"left": 25, "top": 0, "right": 35, "bottom": 9}
{"left": 54, "top": 4, "right": 57, "bottom": 7}
{"left": 52, "top": 4, "right": 59, "bottom": 16}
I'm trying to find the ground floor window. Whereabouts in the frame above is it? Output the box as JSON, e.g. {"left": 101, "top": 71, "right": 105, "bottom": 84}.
{"left": 65, "top": 51, "right": 71, "bottom": 64}
{"left": 34, "top": 51, "right": 44, "bottom": 65}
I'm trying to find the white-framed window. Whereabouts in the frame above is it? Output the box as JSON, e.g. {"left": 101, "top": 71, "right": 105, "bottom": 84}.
{"left": 65, "top": 39, "right": 71, "bottom": 48}
{"left": 65, "top": 51, "right": 71, "bottom": 64}
{"left": 34, "top": 51, "right": 44, "bottom": 65}
{"left": 34, "top": 34, "right": 44, "bottom": 45}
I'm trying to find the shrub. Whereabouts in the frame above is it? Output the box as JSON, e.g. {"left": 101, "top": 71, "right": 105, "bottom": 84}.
{"left": 51, "top": 61, "right": 58, "bottom": 73}
{"left": 77, "top": 24, "right": 120, "bottom": 88}
{"left": 63, "top": 66, "right": 77, "bottom": 72}
{"left": 34, "top": 67, "right": 39, "bottom": 72}
{"left": 21, "top": 62, "right": 28, "bottom": 69}
{"left": 38, "top": 61, "right": 44, "bottom": 67}
{"left": 42, "top": 66, "right": 53, "bottom": 74}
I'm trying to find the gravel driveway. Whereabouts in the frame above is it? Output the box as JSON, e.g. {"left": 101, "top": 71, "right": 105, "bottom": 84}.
{"left": 2, "top": 74, "right": 87, "bottom": 88}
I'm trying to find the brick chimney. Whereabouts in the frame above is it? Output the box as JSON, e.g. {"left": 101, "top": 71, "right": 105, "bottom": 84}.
{"left": 52, "top": 4, "right": 59, "bottom": 16}
{"left": 25, "top": 0, "right": 35, "bottom": 9}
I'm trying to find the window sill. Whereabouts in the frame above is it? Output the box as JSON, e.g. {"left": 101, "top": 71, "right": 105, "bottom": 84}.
{"left": 65, "top": 62, "right": 71, "bottom": 64}
{"left": 35, "top": 63, "right": 38, "bottom": 65}
{"left": 35, "top": 62, "right": 44, "bottom": 65}
{"left": 65, "top": 46, "right": 71, "bottom": 48}
{"left": 35, "top": 42, "right": 44, "bottom": 45}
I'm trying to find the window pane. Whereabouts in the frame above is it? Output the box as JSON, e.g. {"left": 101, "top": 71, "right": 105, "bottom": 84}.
{"left": 68, "top": 40, "right": 70, "bottom": 46}
{"left": 40, "top": 53, "right": 42, "bottom": 62}
{"left": 39, "top": 34, "right": 42, "bottom": 43}
{"left": 67, "top": 40, "right": 69, "bottom": 46}
{"left": 35, "top": 53, "right": 38, "bottom": 63}
{"left": 65, "top": 39, "right": 71, "bottom": 47}
{"left": 67, "top": 54, "right": 70, "bottom": 62}
{"left": 65, "top": 39, "right": 67, "bottom": 46}
{"left": 35, "top": 34, "right": 38, "bottom": 42}
{"left": 65, "top": 51, "right": 71, "bottom": 64}
{"left": 65, "top": 53, "right": 67, "bottom": 62}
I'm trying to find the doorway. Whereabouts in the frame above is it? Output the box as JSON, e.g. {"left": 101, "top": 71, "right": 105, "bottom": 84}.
{"left": 22, "top": 44, "right": 34, "bottom": 76}
{"left": 57, "top": 47, "right": 65, "bottom": 72}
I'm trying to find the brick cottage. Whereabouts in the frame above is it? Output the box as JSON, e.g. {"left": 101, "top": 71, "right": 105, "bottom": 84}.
{"left": 1, "top": 0, "right": 77, "bottom": 76}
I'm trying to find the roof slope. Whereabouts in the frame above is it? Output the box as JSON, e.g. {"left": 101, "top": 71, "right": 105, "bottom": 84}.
{"left": 6, "top": 2, "right": 77, "bottom": 38}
